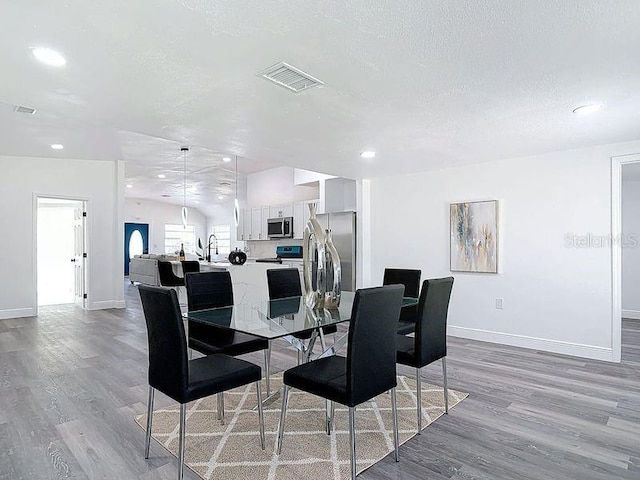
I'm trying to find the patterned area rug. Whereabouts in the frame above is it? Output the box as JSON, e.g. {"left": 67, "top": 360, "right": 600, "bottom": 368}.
{"left": 135, "top": 375, "right": 467, "bottom": 479}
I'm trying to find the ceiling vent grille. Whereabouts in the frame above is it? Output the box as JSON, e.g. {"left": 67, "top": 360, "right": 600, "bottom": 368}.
{"left": 14, "top": 105, "right": 36, "bottom": 115}
{"left": 257, "top": 62, "right": 323, "bottom": 93}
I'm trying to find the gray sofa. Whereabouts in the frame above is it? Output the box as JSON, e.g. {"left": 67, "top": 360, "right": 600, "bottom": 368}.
{"left": 129, "top": 254, "right": 178, "bottom": 285}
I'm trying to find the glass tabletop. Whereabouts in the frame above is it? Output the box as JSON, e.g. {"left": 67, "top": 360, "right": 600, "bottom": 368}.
{"left": 185, "top": 292, "right": 418, "bottom": 340}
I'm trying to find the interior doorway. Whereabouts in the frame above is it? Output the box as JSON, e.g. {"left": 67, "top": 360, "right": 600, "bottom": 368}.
{"left": 37, "top": 197, "right": 87, "bottom": 307}
{"left": 124, "top": 222, "right": 149, "bottom": 276}
{"left": 612, "top": 153, "right": 640, "bottom": 363}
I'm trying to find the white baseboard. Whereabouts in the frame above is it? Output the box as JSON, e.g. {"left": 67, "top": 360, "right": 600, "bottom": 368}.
{"left": 448, "top": 325, "right": 614, "bottom": 362}
{"left": 622, "top": 309, "right": 640, "bottom": 320}
{"left": 88, "top": 300, "right": 126, "bottom": 310}
{"left": 0, "top": 307, "right": 37, "bottom": 320}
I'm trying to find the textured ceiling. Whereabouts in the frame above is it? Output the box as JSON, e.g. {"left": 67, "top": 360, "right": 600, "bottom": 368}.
{"left": 1, "top": 0, "right": 640, "bottom": 211}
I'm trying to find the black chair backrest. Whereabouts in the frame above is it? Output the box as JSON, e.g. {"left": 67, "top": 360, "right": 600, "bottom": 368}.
{"left": 383, "top": 268, "right": 421, "bottom": 297}
{"left": 138, "top": 285, "right": 188, "bottom": 403}
{"left": 181, "top": 260, "right": 200, "bottom": 275}
{"left": 414, "top": 277, "right": 454, "bottom": 365}
{"left": 157, "top": 260, "right": 184, "bottom": 286}
{"left": 346, "top": 285, "right": 404, "bottom": 406}
{"left": 267, "top": 268, "right": 302, "bottom": 300}
{"left": 185, "top": 271, "right": 234, "bottom": 311}
{"left": 383, "top": 268, "right": 421, "bottom": 328}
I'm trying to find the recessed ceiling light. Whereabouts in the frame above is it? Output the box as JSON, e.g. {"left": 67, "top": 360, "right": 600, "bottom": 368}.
{"left": 50, "top": 144, "right": 64, "bottom": 150}
{"left": 360, "top": 150, "right": 376, "bottom": 159}
{"left": 32, "top": 47, "right": 67, "bottom": 67}
{"left": 126, "top": 184, "right": 133, "bottom": 189}
{"left": 223, "top": 157, "right": 231, "bottom": 163}
{"left": 218, "top": 195, "right": 224, "bottom": 200}
{"left": 158, "top": 174, "right": 166, "bottom": 178}
{"left": 572, "top": 104, "right": 603, "bottom": 115}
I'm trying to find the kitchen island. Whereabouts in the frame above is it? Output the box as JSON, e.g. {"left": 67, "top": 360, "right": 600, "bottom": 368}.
{"left": 199, "top": 261, "right": 289, "bottom": 303}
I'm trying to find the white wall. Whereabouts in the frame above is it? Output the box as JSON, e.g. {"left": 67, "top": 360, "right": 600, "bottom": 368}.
{"left": 0, "top": 156, "right": 124, "bottom": 317}
{"left": 369, "top": 140, "right": 640, "bottom": 362}
{"left": 622, "top": 179, "right": 640, "bottom": 318}
{"left": 125, "top": 198, "right": 207, "bottom": 254}
{"left": 247, "top": 167, "right": 319, "bottom": 208}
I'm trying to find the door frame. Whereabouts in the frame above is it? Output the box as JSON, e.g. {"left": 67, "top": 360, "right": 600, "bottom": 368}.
{"left": 33, "top": 194, "right": 90, "bottom": 313}
{"left": 611, "top": 153, "right": 640, "bottom": 363}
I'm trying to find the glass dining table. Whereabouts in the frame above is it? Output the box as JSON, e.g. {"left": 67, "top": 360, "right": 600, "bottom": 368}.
{"left": 185, "top": 292, "right": 418, "bottom": 405}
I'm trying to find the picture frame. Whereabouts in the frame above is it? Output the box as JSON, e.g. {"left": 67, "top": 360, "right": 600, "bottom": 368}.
{"left": 450, "top": 200, "right": 499, "bottom": 273}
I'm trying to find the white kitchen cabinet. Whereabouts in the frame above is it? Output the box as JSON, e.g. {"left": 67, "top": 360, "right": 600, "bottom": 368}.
{"left": 251, "top": 207, "right": 262, "bottom": 240}
{"left": 260, "top": 206, "right": 270, "bottom": 240}
{"left": 243, "top": 209, "right": 253, "bottom": 240}
{"left": 269, "top": 203, "right": 293, "bottom": 219}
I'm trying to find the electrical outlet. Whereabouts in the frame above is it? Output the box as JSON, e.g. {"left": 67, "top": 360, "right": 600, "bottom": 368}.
{"left": 495, "top": 298, "right": 504, "bottom": 310}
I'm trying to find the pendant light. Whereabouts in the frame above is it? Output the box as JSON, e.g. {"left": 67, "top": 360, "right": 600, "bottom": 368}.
{"left": 234, "top": 155, "right": 240, "bottom": 227}
{"left": 181, "top": 146, "right": 189, "bottom": 229}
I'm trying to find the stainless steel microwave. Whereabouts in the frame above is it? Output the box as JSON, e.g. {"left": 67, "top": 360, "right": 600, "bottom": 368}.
{"left": 267, "top": 217, "right": 293, "bottom": 238}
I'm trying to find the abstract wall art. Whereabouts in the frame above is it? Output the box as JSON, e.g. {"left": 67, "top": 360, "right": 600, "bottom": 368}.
{"left": 450, "top": 200, "right": 498, "bottom": 273}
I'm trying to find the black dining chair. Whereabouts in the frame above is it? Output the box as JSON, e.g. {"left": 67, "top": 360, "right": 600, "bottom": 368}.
{"left": 396, "top": 277, "right": 454, "bottom": 434}
{"left": 267, "top": 268, "right": 338, "bottom": 361}
{"left": 180, "top": 260, "right": 200, "bottom": 275}
{"left": 138, "top": 285, "right": 265, "bottom": 480}
{"left": 276, "top": 285, "right": 404, "bottom": 480}
{"left": 383, "top": 268, "right": 421, "bottom": 335}
{"left": 185, "top": 271, "right": 271, "bottom": 411}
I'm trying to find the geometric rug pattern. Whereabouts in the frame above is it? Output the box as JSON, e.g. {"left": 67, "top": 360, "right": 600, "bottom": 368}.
{"left": 135, "top": 374, "right": 468, "bottom": 480}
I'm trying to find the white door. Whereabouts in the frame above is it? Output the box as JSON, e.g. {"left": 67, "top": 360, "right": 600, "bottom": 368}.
{"left": 73, "top": 204, "right": 87, "bottom": 308}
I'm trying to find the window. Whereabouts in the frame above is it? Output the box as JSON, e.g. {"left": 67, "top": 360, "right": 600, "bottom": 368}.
{"left": 211, "top": 224, "right": 231, "bottom": 255}
{"left": 165, "top": 224, "right": 196, "bottom": 255}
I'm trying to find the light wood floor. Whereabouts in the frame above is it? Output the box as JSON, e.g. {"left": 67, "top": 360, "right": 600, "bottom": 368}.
{"left": 0, "top": 281, "right": 638, "bottom": 479}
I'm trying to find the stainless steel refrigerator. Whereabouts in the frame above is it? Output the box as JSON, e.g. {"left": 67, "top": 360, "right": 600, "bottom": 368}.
{"left": 316, "top": 211, "right": 357, "bottom": 291}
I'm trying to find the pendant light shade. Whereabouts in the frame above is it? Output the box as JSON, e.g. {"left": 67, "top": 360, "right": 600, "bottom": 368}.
{"left": 181, "top": 147, "right": 189, "bottom": 229}
{"left": 234, "top": 155, "right": 240, "bottom": 227}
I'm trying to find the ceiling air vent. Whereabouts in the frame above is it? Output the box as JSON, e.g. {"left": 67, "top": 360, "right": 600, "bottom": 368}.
{"left": 14, "top": 105, "right": 36, "bottom": 115}
{"left": 257, "top": 62, "right": 323, "bottom": 93}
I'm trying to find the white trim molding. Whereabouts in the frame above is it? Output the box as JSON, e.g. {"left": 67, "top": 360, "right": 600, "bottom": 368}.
{"left": 622, "top": 309, "right": 640, "bottom": 320}
{"left": 448, "top": 325, "right": 615, "bottom": 362}
{"left": 88, "top": 300, "right": 126, "bottom": 310}
{"left": 0, "top": 307, "right": 37, "bottom": 320}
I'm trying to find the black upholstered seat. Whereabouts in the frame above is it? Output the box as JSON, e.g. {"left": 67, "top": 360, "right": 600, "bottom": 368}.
{"left": 276, "top": 285, "right": 404, "bottom": 480}
{"left": 383, "top": 268, "right": 421, "bottom": 335}
{"left": 185, "top": 271, "right": 271, "bottom": 394}
{"left": 266, "top": 268, "right": 338, "bottom": 341}
{"left": 396, "top": 277, "right": 454, "bottom": 433}
{"left": 157, "top": 260, "right": 185, "bottom": 287}
{"left": 138, "top": 285, "right": 265, "bottom": 480}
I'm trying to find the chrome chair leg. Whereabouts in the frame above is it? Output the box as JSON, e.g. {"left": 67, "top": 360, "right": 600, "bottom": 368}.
{"left": 325, "top": 400, "right": 331, "bottom": 434}
{"left": 256, "top": 381, "right": 265, "bottom": 450}
{"left": 319, "top": 329, "right": 327, "bottom": 352}
{"left": 331, "top": 400, "right": 336, "bottom": 431}
{"left": 217, "top": 393, "right": 225, "bottom": 425}
{"left": 442, "top": 357, "right": 449, "bottom": 413}
{"left": 144, "top": 386, "right": 155, "bottom": 459}
{"left": 276, "top": 385, "right": 290, "bottom": 455}
{"left": 391, "top": 388, "right": 399, "bottom": 462}
{"left": 178, "top": 403, "right": 187, "bottom": 480}
{"left": 416, "top": 367, "right": 422, "bottom": 434}
{"left": 264, "top": 343, "right": 272, "bottom": 397}
{"left": 348, "top": 406, "right": 357, "bottom": 480}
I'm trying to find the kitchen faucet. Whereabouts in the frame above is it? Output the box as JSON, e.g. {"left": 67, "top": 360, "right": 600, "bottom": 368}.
{"left": 206, "top": 233, "right": 218, "bottom": 262}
